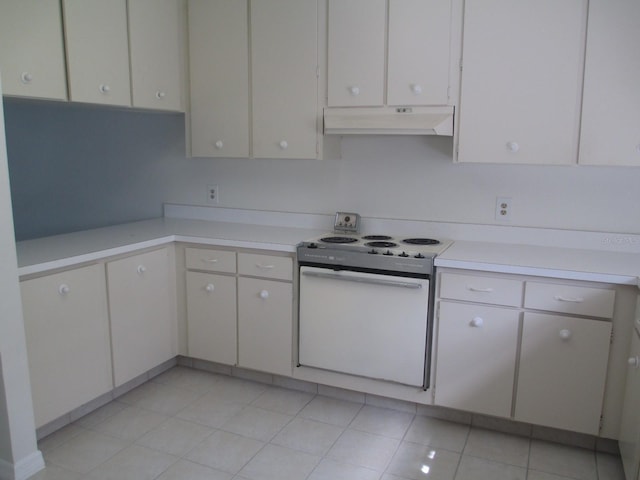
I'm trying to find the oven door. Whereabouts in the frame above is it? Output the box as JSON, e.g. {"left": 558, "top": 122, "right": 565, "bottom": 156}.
{"left": 298, "top": 266, "right": 430, "bottom": 387}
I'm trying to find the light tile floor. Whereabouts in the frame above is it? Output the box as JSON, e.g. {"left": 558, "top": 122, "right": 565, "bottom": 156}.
{"left": 32, "top": 366, "right": 626, "bottom": 480}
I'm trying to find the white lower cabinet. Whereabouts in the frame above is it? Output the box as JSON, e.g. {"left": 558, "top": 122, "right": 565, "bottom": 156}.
{"left": 435, "top": 269, "right": 615, "bottom": 435}
{"left": 107, "top": 248, "right": 176, "bottom": 387}
{"left": 434, "top": 301, "right": 519, "bottom": 418}
{"left": 186, "top": 271, "right": 237, "bottom": 364}
{"left": 21, "top": 264, "right": 113, "bottom": 428}
{"left": 515, "top": 312, "right": 612, "bottom": 435}
{"left": 238, "top": 277, "right": 293, "bottom": 377}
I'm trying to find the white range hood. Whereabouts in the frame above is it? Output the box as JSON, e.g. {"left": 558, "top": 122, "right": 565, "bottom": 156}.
{"left": 323, "top": 106, "right": 454, "bottom": 136}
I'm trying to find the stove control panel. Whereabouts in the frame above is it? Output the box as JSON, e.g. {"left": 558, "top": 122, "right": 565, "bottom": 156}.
{"left": 334, "top": 212, "right": 360, "bottom": 233}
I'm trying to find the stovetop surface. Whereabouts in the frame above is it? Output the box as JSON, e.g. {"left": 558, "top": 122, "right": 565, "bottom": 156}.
{"left": 300, "top": 233, "right": 452, "bottom": 258}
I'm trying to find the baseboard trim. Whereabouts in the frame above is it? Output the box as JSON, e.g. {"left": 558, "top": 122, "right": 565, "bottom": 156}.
{"left": 0, "top": 450, "right": 45, "bottom": 480}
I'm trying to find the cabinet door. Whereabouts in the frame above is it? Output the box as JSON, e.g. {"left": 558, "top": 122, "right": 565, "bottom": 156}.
{"left": 327, "top": 0, "right": 385, "bottom": 107}
{"left": 579, "top": 0, "right": 640, "bottom": 166}
{"left": 619, "top": 328, "right": 640, "bottom": 480}
{"left": 387, "top": 0, "right": 451, "bottom": 106}
{"left": 188, "top": 0, "right": 249, "bottom": 157}
{"left": 515, "top": 313, "right": 611, "bottom": 435}
{"left": 128, "top": 0, "right": 184, "bottom": 111}
{"left": 186, "top": 271, "right": 237, "bottom": 365}
{"left": 0, "top": 0, "right": 67, "bottom": 100}
{"left": 107, "top": 248, "right": 176, "bottom": 387}
{"left": 251, "top": 0, "right": 318, "bottom": 159}
{"left": 238, "top": 277, "right": 293, "bottom": 376}
{"left": 63, "top": 0, "right": 131, "bottom": 106}
{"left": 434, "top": 301, "right": 519, "bottom": 418}
{"left": 457, "top": 0, "right": 587, "bottom": 164}
{"left": 21, "top": 264, "right": 112, "bottom": 428}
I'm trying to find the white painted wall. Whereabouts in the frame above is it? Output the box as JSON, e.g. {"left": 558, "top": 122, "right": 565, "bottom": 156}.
{"left": 167, "top": 135, "right": 640, "bottom": 235}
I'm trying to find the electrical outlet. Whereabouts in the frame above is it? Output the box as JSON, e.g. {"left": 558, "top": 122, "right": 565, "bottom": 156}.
{"left": 206, "top": 185, "right": 219, "bottom": 205}
{"left": 495, "top": 197, "right": 512, "bottom": 221}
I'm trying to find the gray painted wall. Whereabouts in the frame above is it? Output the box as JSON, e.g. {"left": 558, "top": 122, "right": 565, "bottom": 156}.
{"left": 4, "top": 99, "right": 186, "bottom": 240}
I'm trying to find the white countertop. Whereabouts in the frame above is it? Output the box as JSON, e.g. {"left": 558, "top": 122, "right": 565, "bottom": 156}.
{"left": 15, "top": 211, "right": 640, "bottom": 288}
{"left": 16, "top": 217, "right": 326, "bottom": 276}
{"left": 435, "top": 240, "right": 640, "bottom": 286}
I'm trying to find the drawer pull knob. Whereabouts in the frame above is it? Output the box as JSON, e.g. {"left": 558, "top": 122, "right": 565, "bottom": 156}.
{"left": 349, "top": 86, "right": 360, "bottom": 96}
{"left": 411, "top": 84, "right": 423, "bottom": 95}
{"left": 260, "top": 290, "right": 269, "bottom": 299}
{"left": 468, "top": 286, "right": 494, "bottom": 293}
{"left": 256, "top": 264, "right": 275, "bottom": 269}
{"left": 58, "top": 284, "right": 70, "bottom": 295}
{"left": 99, "top": 84, "right": 111, "bottom": 94}
{"left": 559, "top": 329, "right": 572, "bottom": 340}
{"left": 156, "top": 91, "right": 166, "bottom": 99}
{"left": 554, "top": 295, "right": 584, "bottom": 303}
{"left": 202, "top": 258, "right": 219, "bottom": 263}
{"left": 215, "top": 140, "right": 224, "bottom": 149}
{"left": 21, "top": 72, "right": 33, "bottom": 84}
{"left": 629, "top": 356, "right": 640, "bottom": 368}
{"left": 137, "top": 265, "right": 147, "bottom": 274}
{"left": 205, "top": 283, "right": 215, "bottom": 293}
{"left": 470, "top": 317, "right": 483, "bottom": 327}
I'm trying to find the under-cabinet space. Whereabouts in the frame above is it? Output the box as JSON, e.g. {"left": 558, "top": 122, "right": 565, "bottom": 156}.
{"left": 21, "top": 264, "right": 113, "bottom": 428}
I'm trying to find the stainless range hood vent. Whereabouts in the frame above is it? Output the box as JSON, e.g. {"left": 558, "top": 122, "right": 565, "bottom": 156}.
{"left": 323, "top": 106, "right": 454, "bottom": 136}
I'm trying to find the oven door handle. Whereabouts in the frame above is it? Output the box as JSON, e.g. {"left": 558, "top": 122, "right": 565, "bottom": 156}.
{"left": 301, "top": 270, "right": 423, "bottom": 289}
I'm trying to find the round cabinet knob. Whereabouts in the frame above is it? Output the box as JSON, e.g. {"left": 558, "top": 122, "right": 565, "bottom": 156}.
{"left": 411, "top": 84, "right": 423, "bottom": 95}
{"left": 58, "top": 284, "right": 70, "bottom": 295}
{"left": 506, "top": 141, "right": 520, "bottom": 152}
{"left": 259, "top": 290, "right": 269, "bottom": 299}
{"left": 349, "top": 86, "right": 360, "bottom": 96}
{"left": 279, "top": 140, "right": 288, "bottom": 150}
{"left": 628, "top": 356, "right": 640, "bottom": 368}
{"left": 99, "top": 84, "right": 111, "bottom": 94}
{"left": 156, "top": 91, "right": 166, "bottom": 99}
{"left": 559, "top": 329, "right": 572, "bottom": 340}
{"left": 470, "top": 317, "right": 484, "bottom": 327}
{"left": 21, "top": 72, "right": 33, "bottom": 84}
{"left": 205, "top": 283, "right": 215, "bottom": 293}
{"left": 136, "top": 265, "right": 147, "bottom": 275}
{"left": 635, "top": 144, "right": 640, "bottom": 154}
{"left": 214, "top": 140, "right": 224, "bottom": 150}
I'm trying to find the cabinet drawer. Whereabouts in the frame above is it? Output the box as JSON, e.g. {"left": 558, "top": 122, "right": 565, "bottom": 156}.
{"left": 524, "top": 282, "right": 615, "bottom": 318}
{"left": 238, "top": 253, "right": 292, "bottom": 281}
{"left": 439, "top": 273, "right": 523, "bottom": 307}
{"left": 185, "top": 247, "right": 236, "bottom": 273}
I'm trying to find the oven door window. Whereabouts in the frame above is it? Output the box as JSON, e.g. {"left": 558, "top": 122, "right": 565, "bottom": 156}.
{"left": 298, "top": 266, "right": 430, "bottom": 387}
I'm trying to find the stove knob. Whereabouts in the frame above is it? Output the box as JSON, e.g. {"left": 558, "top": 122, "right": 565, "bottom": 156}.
{"left": 383, "top": 250, "right": 394, "bottom": 256}
{"left": 399, "top": 252, "right": 409, "bottom": 257}
{"left": 308, "top": 243, "right": 318, "bottom": 249}
{"left": 414, "top": 253, "right": 425, "bottom": 259}
{"left": 368, "top": 249, "right": 378, "bottom": 255}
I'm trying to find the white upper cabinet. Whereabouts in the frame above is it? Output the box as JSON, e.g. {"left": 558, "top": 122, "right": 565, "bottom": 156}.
{"left": 0, "top": 0, "right": 67, "bottom": 101}
{"left": 328, "top": 0, "right": 386, "bottom": 107}
{"left": 188, "top": 0, "right": 249, "bottom": 157}
{"left": 579, "top": 0, "right": 640, "bottom": 166}
{"left": 387, "top": 0, "right": 451, "bottom": 106}
{"left": 456, "top": 0, "right": 587, "bottom": 164}
{"left": 328, "top": 0, "right": 453, "bottom": 108}
{"left": 63, "top": 0, "right": 132, "bottom": 106}
{"left": 128, "top": 0, "right": 185, "bottom": 112}
{"left": 251, "top": 0, "right": 319, "bottom": 159}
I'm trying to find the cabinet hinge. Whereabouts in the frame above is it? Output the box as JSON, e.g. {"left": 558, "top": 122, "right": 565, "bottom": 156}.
{"left": 459, "top": 60, "right": 463, "bottom": 72}
{"left": 316, "top": 66, "right": 320, "bottom": 78}
{"left": 599, "top": 415, "right": 604, "bottom": 431}
{"left": 611, "top": 329, "right": 614, "bottom": 344}
{"left": 316, "top": 141, "right": 320, "bottom": 155}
